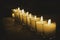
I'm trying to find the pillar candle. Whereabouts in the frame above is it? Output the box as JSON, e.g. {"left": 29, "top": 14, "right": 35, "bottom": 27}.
{"left": 12, "top": 7, "right": 21, "bottom": 18}
{"left": 17, "top": 7, "right": 21, "bottom": 18}
{"left": 20, "top": 9, "right": 25, "bottom": 22}
{"left": 31, "top": 16, "right": 40, "bottom": 31}
{"left": 27, "top": 14, "right": 33, "bottom": 26}
{"left": 36, "top": 16, "right": 47, "bottom": 33}
{"left": 23, "top": 12, "right": 29, "bottom": 24}
{"left": 44, "top": 19, "right": 56, "bottom": 35}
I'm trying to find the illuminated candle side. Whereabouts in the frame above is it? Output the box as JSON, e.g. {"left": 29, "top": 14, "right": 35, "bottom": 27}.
{"left": 36, "top": 16, "right": 47, "bottom": 35}
{"left": 21, "top": 9, "right": 25, "bottom": 22}
{"left": 44, "top": 19, "right": 56, "bottom": 35}
{"left": 27, "top": 14, "right": 32, "bottom": 26}
{"left": 12, "top": 9, "right": 17, "bottom": 17}
{"left": 26, "top": 12, "right": 29, "bottom": 24}
{"left": 31, "top": 16, "right": 40, "bottom": 31}
{"left": 23, "top": 12, "right": 29, "bottom": 24}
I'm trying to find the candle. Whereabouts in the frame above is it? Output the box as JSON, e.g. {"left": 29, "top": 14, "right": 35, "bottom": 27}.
{"left": 44, "top": 19, "right": 56, "bottom": 35}
{"left": 23, "top": 12, "right": 29, "bottom": 24}
{"left": 27, "top": 14, "right": 33, "bottom": 26}
{"left": 12, "top": 9, "right": 17, "bottom": 13}
{"left": 36, "top": 16, "right": 47, "bottom": 34}
{"left": 17, "top": 7, "right": 21, "bottom": 18}
{"left": 20, "top": 9, "right": 25, "bottom": 22}
{"left": 17, "top": 7, "right": 21, "bottom": 19}
{"left": 31, "top": 16, "right": 40, "bottom": 31}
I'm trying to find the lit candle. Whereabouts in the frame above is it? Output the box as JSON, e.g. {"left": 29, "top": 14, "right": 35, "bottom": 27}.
{"left": 20, "top": 9, "right": 25, "bottom": 22}
{"left": 31, "top": 16, "right": 40, "bottom": 31}
{"left": 12, "top": 9, "right": 17, "bottom": 17}
{"left": 27, "top": 14, "right": 33, "bottom": 26}
{"left": 17, "top": 7, "right": 21, "bottom": 18}
{"left": 36, "top": 16, "right": 47, "bottom": 34}
{"left": 23, "top": 12, "right": 29, "bottom": 24}
{"left": 12, "top": 9, "right": 17, "bottom": 13}
{"left": 44, "top": 19, "right": 56, "bottom": 35}
{"left": 12, "top": 13, "right": 15, "bottom": 22}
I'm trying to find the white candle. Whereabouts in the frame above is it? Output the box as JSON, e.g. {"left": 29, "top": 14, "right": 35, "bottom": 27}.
{"left": 44, "top": 19, "right": 56, "bottom": 35}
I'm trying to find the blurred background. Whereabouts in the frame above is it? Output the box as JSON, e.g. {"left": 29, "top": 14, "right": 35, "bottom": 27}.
{"left": 0, "top": 0, "right": 59, "bottom": 39}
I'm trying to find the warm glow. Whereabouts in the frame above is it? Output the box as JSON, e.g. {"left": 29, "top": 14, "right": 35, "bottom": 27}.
{"left": 48, "top": 19, "right": 51, "bottom": 25}
{"left": 17, "top": 7, "right": 20, "bottom": 10}
{"left": 29, "top": 14, "right": 32, "bottom": 18}
{"left": 21, "top": 9, "right": 25, "bottom": 13}
{"left": 41, "top": 16, "right": 43, "bottom": 21}
{"left": 34, "top": 16, "right": 36, "bottom": 19}
{"left": 13, "top": 9, "right": 17, "bottom": 12}
{"left": 26, "top": 12, "right": 29, "bottom": 16}
{"left": 12, "top": 13, "right": 15, "bottom": 17}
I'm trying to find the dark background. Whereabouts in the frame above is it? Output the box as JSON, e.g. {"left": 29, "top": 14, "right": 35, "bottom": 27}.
{"left": 0, "top": 0, "right": 59, "bottom": 39}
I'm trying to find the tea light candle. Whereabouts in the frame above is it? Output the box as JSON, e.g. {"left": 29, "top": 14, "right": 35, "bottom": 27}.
{"left": 44, "top": 19, "right": 56, "bottom": 35}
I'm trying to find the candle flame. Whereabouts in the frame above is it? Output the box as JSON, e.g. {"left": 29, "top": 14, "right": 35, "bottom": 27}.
{"left": 29, "top": 14, "right": 32, "bottom": 18}
{"left": 34, "top": 16, "right": 36, "bottom": 19}
{"left": 48, "top": 19, "right": 51, "bottom": 25}
{"left": 26, "top": 12, "right": 29, "bottom": 15}
{"left": 41, "top": 16, "right": 43, "bottom": 21}
{"left": 21, "top": 9, "right": 24, "bottom": 13}
{"left": 17, "top": 7, "right": 20, "bottom": 10}
{"left": 12, "top": 13, "right": 15, "bottom": 17}
{"left": 13, "top": 9, "right": 17, "bottom": 12}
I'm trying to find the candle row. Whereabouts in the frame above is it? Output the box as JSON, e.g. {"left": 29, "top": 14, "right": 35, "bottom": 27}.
{"left": 12, "top": 7, "right": 56, "bottom": 35}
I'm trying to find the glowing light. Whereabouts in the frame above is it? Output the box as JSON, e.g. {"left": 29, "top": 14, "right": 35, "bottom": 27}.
{"left": 21, "top": 9, "right": 24, "bottom": 14}
{"left": 29, "top": 14, "right": 32, "bottom": 17}
{"left": 13, "top": 9, "right": 17, "bottom": 12}
{"left": 26, "top": 12, "right": 29, "bottom": 16}
{"left": 34, "top": 16, "right": 37, "bottom": 19}
{"left": 48, "top": 19, "right": 51, "bottom": 25}
{"left": 17, "top": 7, "right": 20, "bottom": 10}
{"left": 12, "top": 13, "right": 15, "bottom": 17}
{"left": 41, "top": 16, "right": 43, "bottom": 21}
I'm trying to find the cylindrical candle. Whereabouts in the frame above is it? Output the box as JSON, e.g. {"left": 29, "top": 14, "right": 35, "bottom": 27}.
{"left": 23, "top": 12, "right": 29, "bottom": 24}
{"left": 36, "top": 16, "right": 47, "bottom": 34}
{"left": 31, "top": 16, "right": 40, "bottom": 31}
{"left": 20, "top": 9, "right": 25, "bottom": 22}
{"left": 44, "top": 19, "right": 56, "bottom": 35}
{"left": 27, "top": 14, "right": 33, "bottom": 26}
